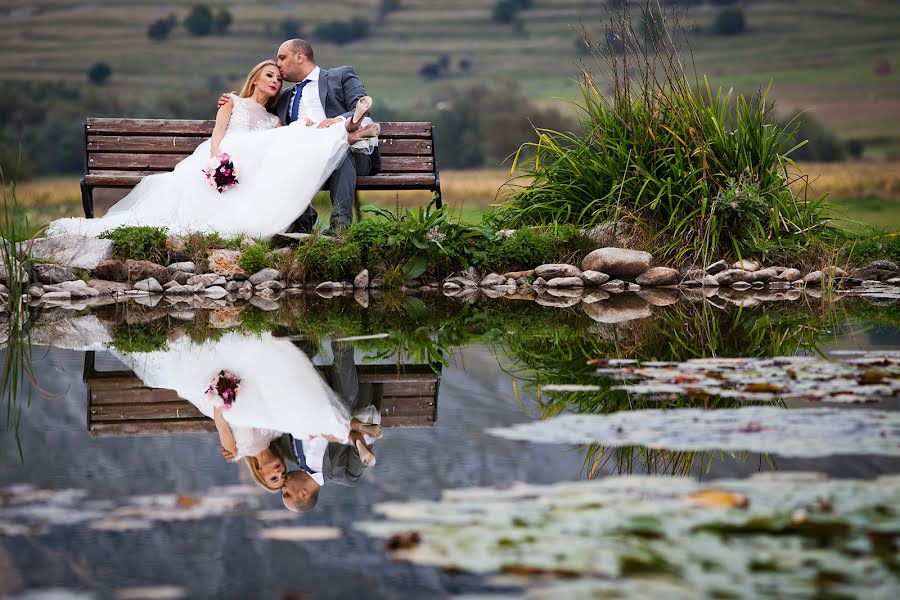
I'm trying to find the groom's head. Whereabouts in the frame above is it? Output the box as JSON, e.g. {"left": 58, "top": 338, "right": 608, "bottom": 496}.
{"left": 277, "top": 39, "right": 316, "bottom": 82}
{"left": 281, "top": 470, "right": 320, "bottom": 512}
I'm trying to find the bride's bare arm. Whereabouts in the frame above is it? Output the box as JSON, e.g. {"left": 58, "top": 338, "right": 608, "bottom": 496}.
{"left": 210, "top": 99, "right": 233, "bottom": 157}
{"left": 213, "top": 406, "right": 238, "bottom": 461}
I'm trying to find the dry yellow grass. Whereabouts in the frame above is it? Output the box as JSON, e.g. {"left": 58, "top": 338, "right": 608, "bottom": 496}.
{"left": 7, "top": 161, "right": 898, "bottom": 224}
{"left": 791, "top": 162, "right": 900, "bottom": 201}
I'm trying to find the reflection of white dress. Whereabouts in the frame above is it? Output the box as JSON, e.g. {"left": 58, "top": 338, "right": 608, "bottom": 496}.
{"left": 111, "top": 331, "right": 355, "bottom": 460}
{"left": 47, "top": 95, "right": 349, "bottom": 239}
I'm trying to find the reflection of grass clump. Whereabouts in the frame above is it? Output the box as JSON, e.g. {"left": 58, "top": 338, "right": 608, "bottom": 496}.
{"left": 110, "top": 322, "right": 169, "bottom": 353}
{"left": 100, "top": 226, "right": 168, "bottom": 262}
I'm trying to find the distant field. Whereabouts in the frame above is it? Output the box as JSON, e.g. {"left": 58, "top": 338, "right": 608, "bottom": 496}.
{"left": 1, "top": 0, "right": 898, "bottom": 144}
{"left": 10, "top": 162, "right": 900, "bottom": 232}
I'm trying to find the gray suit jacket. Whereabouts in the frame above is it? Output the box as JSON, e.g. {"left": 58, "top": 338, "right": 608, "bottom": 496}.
{"left": 274, "top": 66, "right": 363, "bottom": 123}
{"left": 273, "top": 66, "right": 381, "bottom": 174}
{"left": 282, "top": 434, "right": 367, "bottom": 488}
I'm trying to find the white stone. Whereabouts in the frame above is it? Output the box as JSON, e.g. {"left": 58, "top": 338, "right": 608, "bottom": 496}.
{"left": 581, "top": 248, "right": 652, "bottom": 279}
{"left": 19, "top": 235, "right": 114, "bottom": 271}
{"left": 354, "top": 269, "right": 370, "bottom": 289}
{"left": 133, "top": 278, "right": 164, "bottom": 293}
{"left": 581, "top": 270, "right": 610, "bottom": 286}
{"left": 167, "top": 262, "right": 195, "bottom": 273}
{"left": 480, "top": 273, "right": 508, "bottom": 287}
{"left": 204, "top": 286, "right": 228, "bottom": 299}
{"left": 534, "top": 263, "right": 582, "bottom": 279}
{"left": 731, "top": 260, "right": 760, "bottom": 272}
{"left": 249, "top": 268, "right": 281, "bottom": 285}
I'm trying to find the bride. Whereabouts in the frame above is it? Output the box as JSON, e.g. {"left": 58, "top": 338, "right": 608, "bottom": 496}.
{"left": 110, "top": 330, "right": 383, "bottom": 488}
{"left": 47, "top": 60, "right": 379, "bottom": 239}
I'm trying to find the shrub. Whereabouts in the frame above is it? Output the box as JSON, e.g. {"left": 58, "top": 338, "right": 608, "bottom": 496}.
{"left": 492, "top": 0, "right": 522, "bottom": 24}
{"left": 148, "top": 15, "right": 177, "bottom": 41}
{"left": 111, "top": 322, "right": 168, "bottom": 353}
{"left": 0, "top": 144, "right": 31, "bottom": 182}
{"left": 99, "top": 226, "right": 168, "bottom": 262}
{"left": 239, "top": 244, "right": 271, "bottom": 274}
{"left": 280, "top": 19, "right": 303, "bottom": 39}
{"left": 314, "top": 18, "right": 370, "bottom": 45}
{"left": 494, "top": 228, "right": 553, "bottom": 271}
{"left": 212, "top": 8, "right": 233, "bottom": 34}
{"left": 419, "top": 62, "right": 443, "bottom": 81}
{"left": 87, "top": 62, "right": 111, "bottom": 85}
{"left": 184, "top": 5, "right": 213, "bottom": 36}
{"left": 714, "top": 7, "right": 746, "bottom": 36}
{"left": 294, "top": 236, "right": 334, "bottom": 279}
{"left": 782, "top": 111, "right": 846, "bottom": 162}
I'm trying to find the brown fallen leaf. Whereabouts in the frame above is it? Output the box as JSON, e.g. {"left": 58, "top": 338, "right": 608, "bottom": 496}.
{"left": 386, "top": 530, "right": 421, "bottom": 551}
{"left": 500, "top": 565, "right": 581, "bottom": 579}
{"left": 739, "top": 421, "right": 765, "bottom": 433}
{"left": 176, "top": 495, "right": 200, "bottom": 509}
{"left": 858, "top": 369, "right": 885, "bottom": 385}
{"left": 687, "top": 489, "right": 750, "bottom": 509}
{"left": 743, "top": 383, "right": 785, "bottom": 393}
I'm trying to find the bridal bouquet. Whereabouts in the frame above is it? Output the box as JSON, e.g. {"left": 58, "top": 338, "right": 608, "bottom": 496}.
{"left": 203, "top": 152, "right": 239, "bottom": 193}
{"left": 206, "top": 369, "right": 241, "bottom": 409}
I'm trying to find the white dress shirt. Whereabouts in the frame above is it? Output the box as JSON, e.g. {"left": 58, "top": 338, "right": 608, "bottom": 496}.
{"left": 290, "top": 66, "right": 327, "bottom": 124}
{"left": 288, "top": 66, "right": 377, "bottom": 153}
{"left": 302, "top": 436, "right": 328, "bottom": 486}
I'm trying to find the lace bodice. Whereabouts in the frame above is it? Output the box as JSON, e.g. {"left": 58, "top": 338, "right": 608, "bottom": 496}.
{"left": 226, "top": 94, "right": 280, "bottom": 134}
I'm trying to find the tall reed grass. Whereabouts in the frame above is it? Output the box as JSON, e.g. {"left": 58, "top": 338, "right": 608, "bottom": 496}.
{"left": 1, "top": 170, "right": 39, "bottom": 461}
{"left": 490, "top": 1, "right": 829, "bottom": 265}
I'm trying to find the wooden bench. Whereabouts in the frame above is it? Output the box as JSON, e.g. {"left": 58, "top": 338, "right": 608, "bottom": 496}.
{"left": 80, "top": 118, "right": 442, "bottom": 219}
{"left": 83, "top": 351, "right": 441, "bottom": 437}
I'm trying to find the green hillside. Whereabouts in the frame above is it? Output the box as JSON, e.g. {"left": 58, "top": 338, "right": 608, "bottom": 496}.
{"left": 1, "top": 0, "right": 899, "bottom": 140}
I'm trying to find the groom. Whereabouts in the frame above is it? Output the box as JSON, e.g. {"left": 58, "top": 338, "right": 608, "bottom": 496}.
{"left": 275, "top": 38, "right": 381, "bottom": 236}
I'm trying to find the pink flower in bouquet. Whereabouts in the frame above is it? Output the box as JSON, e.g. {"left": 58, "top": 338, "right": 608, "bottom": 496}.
{"left": 203, "top": 152, "right": 239, "bottom": 193}
{"left": 206, "top": 369, "right": 241, "bottom": 409}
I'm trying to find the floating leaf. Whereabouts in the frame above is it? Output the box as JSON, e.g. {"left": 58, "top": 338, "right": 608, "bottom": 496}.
{"left": 687, "top": 489, "right": 749, "bottom": 509}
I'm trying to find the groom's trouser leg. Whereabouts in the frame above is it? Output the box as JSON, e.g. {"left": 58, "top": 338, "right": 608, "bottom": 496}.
{"left": 328, "top": 151, "right": 373, "bottom": 230}
{"left": 330, "top": 340, "right": 360, "bottom": 412}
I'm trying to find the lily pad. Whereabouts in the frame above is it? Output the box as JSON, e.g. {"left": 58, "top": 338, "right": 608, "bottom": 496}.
{"left": 587, "top": 354, "right": 900, "bottom": 403}
{"left": 488, "top": 406, "right": 900, "bottom": 457}
{"left": 358, "top": 473, "right": 900, "bottom": 599}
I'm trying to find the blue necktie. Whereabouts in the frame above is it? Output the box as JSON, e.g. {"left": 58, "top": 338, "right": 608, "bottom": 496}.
{"left": 293, "top": 439, "right": 316, "bottom": 474}
{"left": 289, "top": 79, "right": 311, "bottom": 124}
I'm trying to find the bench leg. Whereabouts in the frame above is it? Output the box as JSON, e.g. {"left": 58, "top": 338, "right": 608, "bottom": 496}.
{"left": 353, "top": 190, "right": 361, "bottom": 223}
{"left": 433, "top": 182, "right": 443, "bottom": 210}
{"left": 80, "top": 178, "right": 94, "bottom": 218}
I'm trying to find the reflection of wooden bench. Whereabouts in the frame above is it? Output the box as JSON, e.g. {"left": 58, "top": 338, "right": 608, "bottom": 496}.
{"left": 83, "top": 351, "right": 440, "bottom": 437}
{"left": 80, "top": 118, "right": 442, "bottom": 218}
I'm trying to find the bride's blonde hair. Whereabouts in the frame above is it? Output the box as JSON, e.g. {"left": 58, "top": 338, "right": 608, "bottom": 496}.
{"left": 239, "top": 60, "right": 281, "bottom": 109}
{"left": 244, "top": 441, "right": 286, "bottom": 493}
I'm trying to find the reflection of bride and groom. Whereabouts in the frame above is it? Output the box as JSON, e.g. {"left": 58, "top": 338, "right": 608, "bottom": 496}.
{"left": 112, "top": 332, "right": 384, "bottom": 513}
{"left": 48, "top": 38, "right": 381, "bottom": 239}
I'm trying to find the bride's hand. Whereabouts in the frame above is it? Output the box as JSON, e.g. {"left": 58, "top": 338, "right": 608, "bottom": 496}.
{"left": 217, "top": 91, "right": 237, "bottom": 108}
{"left": 304, "top": 118, "right": 315, "bottom": 127}
{"left": 221, "top": 447, "right": 236, "bottom": 462}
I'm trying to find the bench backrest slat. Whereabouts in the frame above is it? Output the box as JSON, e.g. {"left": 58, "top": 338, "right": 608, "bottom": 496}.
{"left": 86, "top": 135, "right": 434, "bottom": 157}
{"left": 84, "top": 119, "right": 437, "bottom": 180}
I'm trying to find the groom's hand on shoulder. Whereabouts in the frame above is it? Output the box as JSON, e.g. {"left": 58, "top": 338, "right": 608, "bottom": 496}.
{"left": 217, "top": 91, "right": 237, "bottom": 108}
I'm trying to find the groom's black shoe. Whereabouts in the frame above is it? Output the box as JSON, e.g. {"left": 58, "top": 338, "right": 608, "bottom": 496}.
{"left": 287, "top": 215, "right": 316, "bottom": 235}
{"left": 321, "top": 222, "right": 349, "bottom": 238}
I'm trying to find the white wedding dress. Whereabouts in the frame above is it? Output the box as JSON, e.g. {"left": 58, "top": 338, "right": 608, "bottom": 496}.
{"left": 111, "top": 331, "right": 358, "bottom": 460}
{"left": 47, "top": 95, "right": 350, "bottom": 239}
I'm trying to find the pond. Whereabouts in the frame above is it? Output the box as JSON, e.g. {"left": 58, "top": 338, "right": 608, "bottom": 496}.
{"left": 1, "top": 290, "right": 898, "bottom": 598}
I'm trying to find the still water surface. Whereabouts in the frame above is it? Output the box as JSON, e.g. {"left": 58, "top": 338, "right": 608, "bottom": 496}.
{"left": 1, "top": 293, "right": 897, "bottom": 597}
